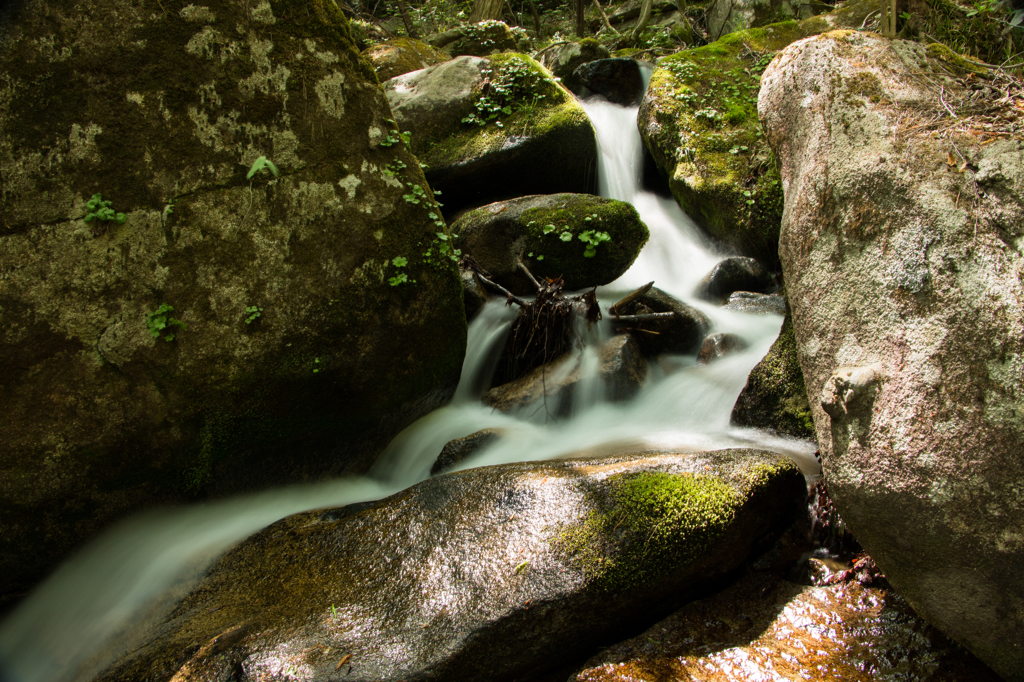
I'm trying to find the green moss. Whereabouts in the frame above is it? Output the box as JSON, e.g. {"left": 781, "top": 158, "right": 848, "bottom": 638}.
{"left": 554, "top": 471, "right": 743, "bottom": 592}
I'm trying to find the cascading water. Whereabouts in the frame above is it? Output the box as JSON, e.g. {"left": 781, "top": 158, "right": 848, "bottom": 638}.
{"left": 0, "top": 87, "right": 816, "bottom": 682}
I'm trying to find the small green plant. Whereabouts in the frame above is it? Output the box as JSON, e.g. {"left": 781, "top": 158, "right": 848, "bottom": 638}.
{"left": 380, "top": 119, "right": 412, "bottom": 148}
{"left": 244, "top": 305, "right": 263, "bottom": 324}
{"left": 422, "top": 232, "right": 461, "bottom": 267}
{"left": 383, "top": 159, "right": 407, "bottom": 177}
{"left": 84, "top": 194, "right": 126, "bottom": 224}
{"left": 147, "top": 303, "right": 186, "bottom": 342}
{"left": 246, "top": 156, "right": 279, "bottom": 179}
{"left": 312, "top": 357, "right": 321, "bottom": 373}
{"left": 462, "top": 57, "right": 547, "bottom": 129}
{"left": 578, "top": 230, "right": 611, "bottom": 258}
{"left": 403, "top": 183, "right": 428, "bottom": 204}
{"left": 389, "top": 255, "right": 414, "bottom": 286}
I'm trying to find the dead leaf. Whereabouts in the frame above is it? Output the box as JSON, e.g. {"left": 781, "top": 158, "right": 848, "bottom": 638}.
{"left": 947, "top": 152, "right": 957, "bottom": 167}
{"left": 336, "top": 654, "right": 352, "bottom": 670}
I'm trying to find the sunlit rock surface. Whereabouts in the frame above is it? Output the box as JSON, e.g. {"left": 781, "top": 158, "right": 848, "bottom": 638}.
{"left": 361, "top": 37, "right": 450, "bottom": 81}
{"left": 95, "top": 450, "right": 805, "bottom": 682}
{"left": 385, "top": 53, "right": 597, "bottom": 212}
{"left": 762, "top": 30, "right": 1024, "bottom": 678}
{"left": 568, "top": 571, "right": 1000, "bottom": 681}
{"left": 0, "top": 0, "right": 467, "bottom": 604}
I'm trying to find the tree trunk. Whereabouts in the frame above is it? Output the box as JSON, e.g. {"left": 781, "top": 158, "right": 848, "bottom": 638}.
{"left": 525, "top": 0, "right": 541, "bottom": 33}
{"left": 576, "top": 0, "right": 587, "bottom": 37}
{"left": 469, "top": 0, "right": 505, "bottom": 23}
{"left": 397, "top": 0, "right": 419, "bottom": 38}
{"left": 630, "top": 0, "right": 653, "bottom": 41}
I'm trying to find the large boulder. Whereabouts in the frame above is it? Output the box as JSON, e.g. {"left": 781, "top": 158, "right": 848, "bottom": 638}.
{"left": 0, "top": 0, "right": 466, "bottom": 604}
{"left": 762, "top": 30, "right": 1024, "bottom": 678}
{"left": 574, "top": 58, "right": 645, "bottom": 106}
{"left": 707, "top": 0, "right": 799, "bottom": 41}
{"left": 361, "top": 37, "right": 450, "bottom": 82}
{"left": 535, "top": 38, "right": 611, "bottom": 95}
{"left": 453, "top": 193, "right": 650, "bottom": 294}
{"left": 638, "top": 0, "right": 879, "bottom": 268}
{"left": 385, "top": 53, "right": 598, "bottom": 213}
{"left": 95, "top": 449, "right": 806, "bottom": 682}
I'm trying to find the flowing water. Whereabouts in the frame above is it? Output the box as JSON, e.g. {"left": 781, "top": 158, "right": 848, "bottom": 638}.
{"left": 0, "top": 93, "right": 816, "bottom": 682}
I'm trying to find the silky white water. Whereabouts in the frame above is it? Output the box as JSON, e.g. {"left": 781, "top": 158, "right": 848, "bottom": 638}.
{"left": 0, "top": 94, "right": 815, "bottom": 682}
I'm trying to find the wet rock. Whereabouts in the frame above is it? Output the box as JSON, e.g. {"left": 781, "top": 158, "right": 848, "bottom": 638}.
{"left": 535, "top": 39, "right": 611, "bottom": 95}
{"left": 453, "top": 194, "right": 649, "bottom": 295}
{"left": 695, "top": 256, "right": 774, "bottom": 303}
{"left": 484, "top": 334, "right": 647, "bottom": 415}
{"left": 568, "top": 570, "right": 1001, "bottom": 682}
{"left": 432, "top": 428, "right": 504, "bottom": 475}
{"left": 697, "top": 333, "right": 748, "bottom": 364}
{"left": 386, "top": 53, "right": 597, "bottom": 213}
{"left": 762, "top": 30, "right": 1024, "bottom": 678}
{"left": 96, "top": 450, "right": 806, "bottom": 682}
{"left": 614, "top": 287, "right": 711, "bottom": 356}
{"left": 731, "top": 310, "right": 813, "bottom": 439}
{"left": 722, "top": 291, "right": 785, "bottom": 315}
{"left": 638, "top": 0, "right": 880, "bottom": 268}
{"left": 574, "top": 58, "right": 644, "bottom": 106}
{"left": 461, "top": 268, "right": 491, "bottom": 321}
{"left": 0, "top": 0, "right": 467, "bottom": 604}
{"left": 361, "top": 38, "right": 450, "bottom": 82}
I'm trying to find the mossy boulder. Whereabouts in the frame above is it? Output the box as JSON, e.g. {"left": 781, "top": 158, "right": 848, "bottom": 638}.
{"left": 95, "top": 449, "right": 805, "bottom": 682}
{"left": 730, "top": 309, "right": 813, "bottom": 439}
{"left": 637, "top": 0, "right": 879, "bottom": 268}
{"left": 361, "top": 37, "right": 450, "bottom": 81}
{"left": 386, "top": 52, "right": 598, "bottom": 213}
{"left": 0, "top": 0, "right": 466, "bottom": 604}
{"left": 453, "top": 193, "right": 649, "bottom": 294}
{"left": 447, "top": 20, "right": 524, "bottom": 57}
{"left": 535, "top": 38, "right": 611, "bottom": 95}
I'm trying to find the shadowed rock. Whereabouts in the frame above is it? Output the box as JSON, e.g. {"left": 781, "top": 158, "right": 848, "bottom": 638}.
{"left": 574, "top": 58, "right": 644, "bottom": 106}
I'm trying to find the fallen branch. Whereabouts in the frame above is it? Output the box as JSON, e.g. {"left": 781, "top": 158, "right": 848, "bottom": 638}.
{"left": 610, "top": 281, "right": 654, "bottom": 316}
{"left": 610, "top": 312, "right": 676, "bottom": 323}
{"left": 476, "top": 272, "right": 529, "bottom": 308}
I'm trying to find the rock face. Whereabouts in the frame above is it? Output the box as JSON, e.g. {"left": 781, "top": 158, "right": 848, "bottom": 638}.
{"left": 95, "top": 450, "right": 806, "bottom": 682}
{"left": 574, "top": 58, "right": 644, "bottom": 106}
{"left": 638, "top": 0, "right": 879, "bottom": 267}
{"left": 0, "top": 0, "right": 467, "bottom": 604}
{"left": 453, "top": 194, "right": 650, "bottom": 294}
{"left": 761, "top": 30, "right": 1024, "bottom": 678}
{"left": 385, "top": 53, "right": 598, "bottom": 213}
{"left": 568, "top": 570, "right": 1001, "bottom": 681}
{"left": 483, "top": 335, "right": 647, "bottom": 414}
{"left": 361, "top": 38, "right": 450, "bottom": 81}
{"left": 535, "top": 39, "right": 611, "bottom": 95}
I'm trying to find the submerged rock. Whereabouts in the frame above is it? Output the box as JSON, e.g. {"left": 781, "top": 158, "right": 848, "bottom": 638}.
{"left": 763, "top": 30, "right": 1024, "bottom": 677}
{"left": 0, "top": 0, "right": 466, "bottom": 604}
{"left": 432, "top": 428, "right": 504, "bottom": 475}
{"left": 484, "top": 334, "right": 647, "bottom": 415}
{"left": 568, "top": 570, "right": 1000, "bottom": 681}
{"left": 638, "top": 0, "right": 879, "bottom": 267}
{"left": 697, "top": 333, "right": 748, "bottom": 364}
{"left": 695, "top": 256, "right": 774, "bottom": 302}
{"left": 386, "top": 53, "right": 597, "bottom": 213}
{"left": 730, "top": 310, "right": 813, "bottom": 439}
{"left": 574, "top": 58, "right": 645, "bottom": 106}
{"left": 96, "top": 450, "right": 805, "bottom": 682}
{"left": 453, "top": 193, "right": 649, "bottom": 294}
{"left": 361, "top": 38, "right": 450, "bottom": 81}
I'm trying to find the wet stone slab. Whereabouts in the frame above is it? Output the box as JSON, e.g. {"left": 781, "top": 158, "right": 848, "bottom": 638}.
{"left": 569, "top": 570, "right": 999, "bottom": 681}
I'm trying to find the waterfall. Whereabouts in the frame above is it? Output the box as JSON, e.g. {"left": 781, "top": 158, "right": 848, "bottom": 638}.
{"left": 0, "top": 90, "right": 816, "bottom": 682}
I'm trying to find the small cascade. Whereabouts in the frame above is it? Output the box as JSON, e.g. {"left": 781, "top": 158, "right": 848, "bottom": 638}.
{"left": 0, "top": 78, "right": 816, "bottom": 682}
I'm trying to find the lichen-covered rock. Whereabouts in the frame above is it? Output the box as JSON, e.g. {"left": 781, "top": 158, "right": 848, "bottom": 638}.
{"left": 453, "top": 193, "right": 649, "bottom": 294}
{"left": 0, "top": 0, "right": 467, "bottom": 604}
{"left": 695, "top": 256, "right": 774, "bottom": 302}
{"left": 568, "top": 570, "right": 1001, "bottom": 681}
{"left": 483, "top": 334, "right": 647, "bottom": 414}
{"left": 730, "top": 310, "right": 813, "bottom": 439}
{"left": 574, "top": 58, "right": 644, "bottom": 106}
{"left": 761, "top": 30, "right": 1024, "bottom": 678}
{"left": 535, "top": 38, "right": 611, "bottom": 95}
{"left": 638, "top": 0, "right": 878, "bottom": 268}
{"left": 361, "top": 37, "right": 450, "bottom": 82}
{"left": 386, "top": 52, "right": 598, "bottom": 213}
{"left": 95, "top": 450, "right": 805, "bottom": 682}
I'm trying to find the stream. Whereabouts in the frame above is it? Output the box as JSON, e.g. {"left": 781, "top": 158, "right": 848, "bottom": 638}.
{"left": 0, "top": 92, "right": 816, "bottom": 682}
